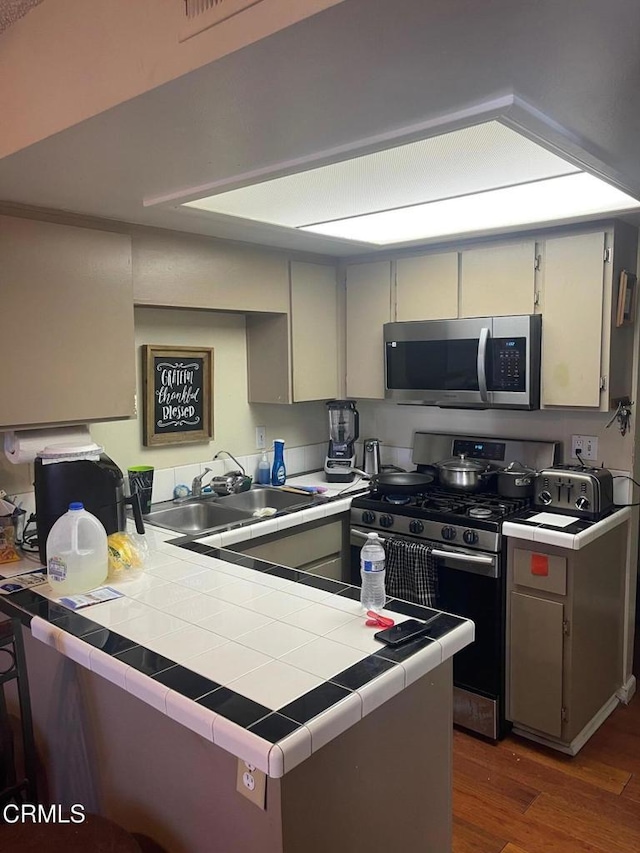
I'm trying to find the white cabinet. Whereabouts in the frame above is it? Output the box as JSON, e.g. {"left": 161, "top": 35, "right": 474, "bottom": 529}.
{"left": 459, "top": 241, "right": 537, "bottom": 317}
{"left": 345, "top": 261, "right": 392, "bottom": 399}
{"left": 1, "top": 215, "right": 135, "bottom": 429}
{"left": 247, "top": 261, "right": 339, "bottom": 403}
{"left": 539, "top": 223, "right": 637, "bottom": 410}
{"left": 395, "top": 252, "right": 458, "bottom": 321}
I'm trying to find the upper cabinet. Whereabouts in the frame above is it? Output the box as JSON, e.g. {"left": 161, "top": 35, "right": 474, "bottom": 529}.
{"left": 539, "top": 224, "right": 637, "bottom": 411}
{"left": 459, "top": 241, "right": 537, "bottom": 317}
{"left": 247, "top": 261, "right": 339, "bottom": 404}
{"left": 395, "top": 252, "right": 458, "bottom": 321}
{"left": 345, "top": 261, "right": 392, "bottom": 399}
{"left": 1, "top": 216, "right": 135, "bottom": 430}
{"left": 133, "top": 230, "right": 289, "bottom": 314}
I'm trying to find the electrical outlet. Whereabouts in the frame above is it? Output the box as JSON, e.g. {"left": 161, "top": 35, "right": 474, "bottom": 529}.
{"left": 236, "top": 759, "right": 266, "bottom": 809}
{"left": 255, "top": 426, "right": 266, "bottom": 450}
{"left": 571, "top": 434, "right": 598, "bottom": 461}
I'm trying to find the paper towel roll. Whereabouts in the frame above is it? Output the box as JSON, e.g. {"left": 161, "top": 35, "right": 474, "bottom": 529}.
{"left": 3, "top": 426, "right": 93, "bottom": 465}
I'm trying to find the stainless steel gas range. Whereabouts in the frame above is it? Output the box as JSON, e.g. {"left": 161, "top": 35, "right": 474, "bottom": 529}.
{"left": 350, "top": 432, "right": 559, "bottom": 740}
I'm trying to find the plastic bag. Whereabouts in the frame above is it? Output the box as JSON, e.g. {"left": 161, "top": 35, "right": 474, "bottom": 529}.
{"left": 0, "top": 517, "right": 20, "bottom": 564}
{"left": 107, "top": 531, "right": 148, "bottom": 580}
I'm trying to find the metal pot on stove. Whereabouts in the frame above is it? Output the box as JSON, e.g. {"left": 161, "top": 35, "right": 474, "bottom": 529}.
{"left": 496, "top": 460, "right": 536, "bottom": 498}
{"left": 435, "top": 454, "right": 496, "bottom": 493}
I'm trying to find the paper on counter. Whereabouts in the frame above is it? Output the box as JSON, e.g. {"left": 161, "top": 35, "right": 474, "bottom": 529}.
{"left": 527, "top": 512, "right": 580, "bottom": 528}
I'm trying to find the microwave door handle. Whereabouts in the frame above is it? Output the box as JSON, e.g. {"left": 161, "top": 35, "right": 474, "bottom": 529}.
{"left": 477, "top": 326, "right": 490, "bottom": 403}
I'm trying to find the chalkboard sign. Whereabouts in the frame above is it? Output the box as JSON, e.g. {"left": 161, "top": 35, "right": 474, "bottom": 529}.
{"left": 142, "top": 345, "right": 214, "bottom": 446}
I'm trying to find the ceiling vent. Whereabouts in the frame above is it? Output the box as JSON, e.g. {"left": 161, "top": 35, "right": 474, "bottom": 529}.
{"left": 182, "top": 0, "right": 264, "bottom": 40}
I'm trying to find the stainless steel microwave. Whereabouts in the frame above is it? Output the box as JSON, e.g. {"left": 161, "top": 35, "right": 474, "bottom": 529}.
{"left": 384, "top": 315, "right": 542, "bottom": 410}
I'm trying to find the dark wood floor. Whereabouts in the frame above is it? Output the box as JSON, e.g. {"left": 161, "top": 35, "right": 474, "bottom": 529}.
{"left": 452, "top": 691, "right": 640, "bottom": 852}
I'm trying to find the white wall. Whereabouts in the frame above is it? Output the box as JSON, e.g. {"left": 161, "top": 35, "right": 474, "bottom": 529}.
{"left": 90, "top": 306, "right": 328, "bottom": 473}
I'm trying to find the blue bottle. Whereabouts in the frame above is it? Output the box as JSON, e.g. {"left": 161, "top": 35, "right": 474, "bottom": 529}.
{"left": 271, "top": 439, "right": 286, "bottom": 486}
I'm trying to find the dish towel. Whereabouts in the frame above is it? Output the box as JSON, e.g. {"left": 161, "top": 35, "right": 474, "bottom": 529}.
{"left": 385, "top": 538, "right": 438, "bottom": 608}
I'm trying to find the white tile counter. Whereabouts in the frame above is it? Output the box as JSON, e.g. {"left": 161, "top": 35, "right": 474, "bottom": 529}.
{"left": 503, "top": 506, "right": 631, "bottom": 550}
{"left": 2, "top": 483, "right": 473, "bottom": 781}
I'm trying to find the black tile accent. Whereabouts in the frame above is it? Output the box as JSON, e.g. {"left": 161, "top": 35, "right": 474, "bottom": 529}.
{"left": 330, "top": 655, "right": 396, "bottom": 690}
{"left": 114, "top": 646, "right": 177, "bottom": 676}
{"left": 152, "top": 665, "right": 221, "bottom": 700}
{"left": 50, "top": 613, "right": 107, "bottom": 638}
{"left": 374, "top": 635, "right": 437, "bottom": 662}
{"left": 337, "top": 586, "right": 361, "bottom": 602}
{"left": 81, "top": 629, "right": 139, "bottom": 656}
{"left": 296, "top": 574, "right": 348, "bottom": 594}
{"left": 278, "top": 682, "right": 352, "bottom": 724}
{"left": 248, "top": 713, "right": 301, "bottom": 743}
{"left": 9, "top": 590, "right": 70, "bottom": 622}
{"left": 265, "top": 565, "right": 304, "bottom": 583}
{"left": 216, "top": 550, "right": 274, "bottom": 573}
{"left": 179, "top": 541, "right": 212, "bottom": 554}
{"left": 197, "top": 687, "right": 271, "bottom": 728}
{"left": 418, "top": 612, "right": 466, "bottom": 638}
{"left": 385, "top": 600, "right": 441, "bottom": 621}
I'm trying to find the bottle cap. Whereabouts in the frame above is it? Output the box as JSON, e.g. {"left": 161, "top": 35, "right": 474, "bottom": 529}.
{"left": 69, "top": 502, "right": 84, "bottom": 511}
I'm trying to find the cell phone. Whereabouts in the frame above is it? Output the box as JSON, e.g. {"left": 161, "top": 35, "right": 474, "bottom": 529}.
{"left": 374, "top": 618, "right": 432, "bottom": 646}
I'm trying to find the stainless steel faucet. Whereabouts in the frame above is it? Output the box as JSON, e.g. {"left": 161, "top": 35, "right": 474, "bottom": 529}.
{"left": 213, "top": 450, "right": 246, "bottom": 474}
{"left": 191, "top": 466, "right": 213, "bottom": 497}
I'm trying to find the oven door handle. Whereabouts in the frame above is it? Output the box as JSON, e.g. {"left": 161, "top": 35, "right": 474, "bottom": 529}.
{"left": 350, "top": 529, "right": 497, "bottom": 575}
{"left": 477, "top": 326, "right": 490, "bottom": 404}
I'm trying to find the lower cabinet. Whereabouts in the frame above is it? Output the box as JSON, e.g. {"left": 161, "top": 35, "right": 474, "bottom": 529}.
{"left": 228, "top": 516, "right": 348, "bottom": 581}
{"left": 506, "top": 524, "right": 627, "bottom": 750}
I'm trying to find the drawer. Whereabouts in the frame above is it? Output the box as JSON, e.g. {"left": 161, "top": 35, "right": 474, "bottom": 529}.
{"left": 512, "top": 548, "right": 567, "bottom": 595}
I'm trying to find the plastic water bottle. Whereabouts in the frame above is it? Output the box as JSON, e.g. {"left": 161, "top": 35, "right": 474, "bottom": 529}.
{"left": 360, "top": 532, "right": 386, "bottom": 611}
{"left": 46, "top": 502, "right": 108, "bottom": 596}
{"left": 257, "top": 452, "right": 271, "bottom": 485}
{"left": 271, "top": 439, "right": 286, "bottom": 486}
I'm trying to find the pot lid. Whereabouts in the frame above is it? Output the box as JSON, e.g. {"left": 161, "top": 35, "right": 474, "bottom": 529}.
{"left": 501, "top": 460, "right": 535, "bottom": 475}
{"left": 438, "top": 453, "right": 487, "bottom": 472}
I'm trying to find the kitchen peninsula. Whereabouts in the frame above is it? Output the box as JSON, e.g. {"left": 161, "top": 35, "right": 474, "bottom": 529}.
{"left": 1, "top": 498, "right": 473, "bottom": 853}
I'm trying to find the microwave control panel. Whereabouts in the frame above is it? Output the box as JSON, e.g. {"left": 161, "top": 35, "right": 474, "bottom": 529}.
{"left": 490, "top": 337, "right": 526, "bottom": 391}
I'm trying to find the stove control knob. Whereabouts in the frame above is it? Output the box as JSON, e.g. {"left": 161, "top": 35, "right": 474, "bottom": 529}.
{"left": 409, "top": 520, "right": 424, "bottom": 535}
{"left": 361, "top": 511, "right": 376, "bottom": 525}
{"left": 441, "top": 525, "right": 457, "bottom": 541}
{"left": 463, "top": 529, "right": 478, "bottom": 545}
{"left": 380, "top": 514, "right": 394, "bottom": 528}
{"left": 538, "top": 490, "right": 552, "bottom": 506}
{"left": 575, "top": 496, "right": 590, "bottom": 512}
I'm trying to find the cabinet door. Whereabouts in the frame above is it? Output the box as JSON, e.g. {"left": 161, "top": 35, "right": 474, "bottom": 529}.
{"left": 346, "top": 261, "right": 392, "bottom": 399}
{"left": 1, "top": 216, "right": 135, "bottom": 429}
{"left": 290, "top": 262, "right": 339, "bottom": 401}
{"left": 460, "top": 241, "right": 536, "bottom": 318}
{"left": 396, "top": 252, "right": 458, "bottom": 321}
{"left": 509, "top": 591, "right": 564, "bottom": 737}
{"left": 540, "top": 232, "right": 605, "bottom": 408}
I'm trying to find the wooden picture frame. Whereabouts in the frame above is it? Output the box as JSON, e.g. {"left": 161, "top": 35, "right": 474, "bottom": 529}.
{"left": 142, "top": 345, "right": 214, "bottom": 446}
{"left": 616, "top": 270, "right": 638, "bottom": 327}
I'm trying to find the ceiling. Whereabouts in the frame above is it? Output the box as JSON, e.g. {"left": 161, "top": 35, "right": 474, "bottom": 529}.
{"left": 1, "top": 0, "right": 640, "bottom": 257}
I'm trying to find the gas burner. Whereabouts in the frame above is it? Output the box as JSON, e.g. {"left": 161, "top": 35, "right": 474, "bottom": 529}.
{"left": 383, "top": 494, "right": 412, "bottom": 505}
{"left": 468, "top": 506, "right": 494, "bottom": 519}
{"left": 419, "top": 497, "right": 466, "bottom": 513}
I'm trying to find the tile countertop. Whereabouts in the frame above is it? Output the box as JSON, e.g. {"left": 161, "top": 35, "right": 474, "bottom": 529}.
{"left": 1, "top": 476, "right": 473, "bottom": 780}
{"left": 503, "top": 505, "right": 631, "bottom": 550}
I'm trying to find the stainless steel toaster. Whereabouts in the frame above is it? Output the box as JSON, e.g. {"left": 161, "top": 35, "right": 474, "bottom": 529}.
{"left": 534, "top": 465, "right": 614, "bottom": 520}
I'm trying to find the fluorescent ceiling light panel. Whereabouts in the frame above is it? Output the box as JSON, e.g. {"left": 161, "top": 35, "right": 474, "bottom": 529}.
{"left": 303, "top": 173, "right": 640, "bottom": 244}
{"left": 182, "top": 120, "right": 640, "bottom": 245}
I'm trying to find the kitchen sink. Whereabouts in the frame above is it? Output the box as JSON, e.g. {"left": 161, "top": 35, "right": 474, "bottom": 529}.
{"left": 218, "top": 487, "right": 313, "bottom": 512}
{"left": 143, "top": 500, "right": 252, "bottom": 535}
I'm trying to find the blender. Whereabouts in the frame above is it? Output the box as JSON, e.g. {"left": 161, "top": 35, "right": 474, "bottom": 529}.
{"left": 324, "top": 400, "right": 359, "bottom": 483}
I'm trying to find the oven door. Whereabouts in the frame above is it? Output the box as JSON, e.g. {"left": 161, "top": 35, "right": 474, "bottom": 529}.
{"left": 350, "top": 528, "right": 505, "bottom": 739}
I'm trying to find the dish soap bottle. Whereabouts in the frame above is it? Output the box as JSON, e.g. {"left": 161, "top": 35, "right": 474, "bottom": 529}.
{"left": 257, "top": 451, "right": 271, "bottom": 485}
{"left": 271, "top": 439, "right": 286, "bottom": 486}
